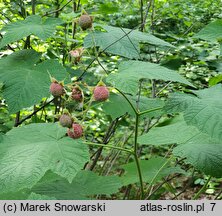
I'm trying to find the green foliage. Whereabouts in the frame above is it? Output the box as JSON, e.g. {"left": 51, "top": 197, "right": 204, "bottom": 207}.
{"left": 174, "top": 139, "right": 222, "bottom": 178}
{"left": 138, "top": 118, "right": 222, "bottom": 177}
{"left": 120, "top": 157, "right": 185, "bottom": 186}
{"left": 0, "top": 191, "right": 29, "bottom": 200}
{"left": 0, "top": 49, "right": 69, "bottom": 113}
{"left": 32, "top": 170, "right": 122, "bottom": 199}
{"left": 0, "top": 123, "right": 89, "bottom": 194}
{"left": 102, "top": 93, "right": 164, "bottom": 119}
{"left": 28, "top": 193, "right": 56, "bottom": 200}
{"left": 138, "top": 119, "right": 199, "bottom": 146}
{"left": 165, "top": 84, "right": 222, "bottom": 140}
{"left": 84, "top": 25, "right": 174, "bottom": 59}
{"left": 209, "top": 74, "right": 222, "bottom": 86}
{"left": 0, "top": 15, "right": 63, "bottom": 48}
{"left": 0, "top": 0, "right": 222, "bottom": 201}
{"left": 194, "top": 19, "right": 222, "bottom": 42}
{"left": 107, "top": 60, "right": 194, "bottom": 94}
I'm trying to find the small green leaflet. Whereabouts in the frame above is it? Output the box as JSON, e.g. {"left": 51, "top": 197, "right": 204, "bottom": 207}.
{"left": 0, "top": 123, "right": 89, "bottom": 194}
{"left": 0, "top": 15, "right": 63, "bottom": 48}
{"left": 84, "top": 25, "right": 174, "bottom": 59}
{"left": 107, "top": 60, "right": 195, "bottom": 94}
{"left": 0, "top": 49, "right": 70, "bottom": 113}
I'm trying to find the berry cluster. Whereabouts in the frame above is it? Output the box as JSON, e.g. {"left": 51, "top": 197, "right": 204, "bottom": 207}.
{"left": 50, "top": 80, "right": 110, "bottom": 139}
{"left": 49, "top": 12, "right": 110, "bottom": 140}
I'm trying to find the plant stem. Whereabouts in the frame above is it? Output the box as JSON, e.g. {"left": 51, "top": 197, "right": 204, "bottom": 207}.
{"left": 115, "top": 88, "right": 144, "bottom": 198}
{"left": 14, "top": 111, "right": 20, "bottom": 127}
{"left": 84, "top": 141, "right": 133, "bottom": 155}
{"left": 88, "top": 117, "right": 120, "bottom": 171}
{"left": 32, "top": 0, "right": 36, "bottom": 15}
{"left": 134, "top": 114, "right": 144, "bottom": 199}
{"left": 42, "top": 0, "right": 72, "bottom": 17}
{"left": 16, "top": 98, "right": 54, "bottom": 126}
{"left": 139, "top": 107, "right": 162, "bottom": 116}
{"left": 139, "top": 0, "right": 144, "bottom": 31}
{"left": 146, "top": 156, "right": 173, "bottom": 198}
{"left": 116, "top": 88, "right": 138, "bottom": 115}
{"left": 151, "top": 79, "right": 156, "bottom": 98}
{"left": 192, "top": 176, "right": 211, "bottom": 200}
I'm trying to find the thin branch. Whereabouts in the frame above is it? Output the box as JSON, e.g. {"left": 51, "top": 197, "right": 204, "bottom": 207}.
{"left": 16, "top": 98, "right": 54, "bottom": 126}
{"left": 150, "top": 0, "right": 155, "bottom": 33}
{"left": 96, "top": 58, "right": 108, "bottom": 74}
{"left": 32, "top": 0, "right": 36, "bottom": 15}
{"left": 0, "top": 33, "right": 16, "bottom": 51}
{"left": 55, "top": 0, "right": 60, "bottom": 18}
{"left": 192, "top": 176, "right": 211, "bottom": 200}
{"left": 14, "top": 111, "right": 20, "bottom": 127}
{"left": 151, "top": 79, "right": 156, "bottom": 98}
{"left": 156, "top": 81, "right": 172, "bottom": 96}
{"left": 136, "top": 80, "right": 143, "bottom": 111}
{"left": 77, "top": 0, "right": 81, "bottom": 10}
{"left": 140, "top": 1, "right": 152, "bottom": 31}
{"left": 42, "top": 0, "right": 72, "bottom": 17}
{"left": 140, "top": 0, "right": 144, "bottom": 31}
{"left": 88, "top": 117, "right": 120, "bottom": 171}
{"left": 215, "top": 189, "right": 222, "bottom": 200}
{"left": 145, "top": 174, "right": 181, "bottom": 199}
{"left": 116, "top": 88, "right": 138, "bottom": 115}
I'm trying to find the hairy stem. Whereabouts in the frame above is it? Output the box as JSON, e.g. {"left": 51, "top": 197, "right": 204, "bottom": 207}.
{"left": 134, "top": 114, "right": 144, "bottom": 199}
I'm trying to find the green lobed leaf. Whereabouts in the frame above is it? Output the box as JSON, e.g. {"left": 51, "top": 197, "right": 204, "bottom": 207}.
{"left": 102, "top": 93, "right": 164, "bottom": 119}
{"left": 137, "top": 117, "right": 222, "bottom": 177}
{"left": 0, "top": 123, "right": 89, "bottom": 194}
{"left": 32, "top": 170, "right": 122, "bottom": 200}
{"left": 84, "top": 25, "right": 174, "bottom": 59}
{"left": 106, "top": 60, "right": 195, "bottom": 94}
{"left": 0, "top": 15, "right": 63, "bottom": 48}
{"left": 120, "top": 157, "right": 185, "bottom": 186}
{"left": 0, "top": 49, "right": 70, "bottom": 113}
{"left": 173, "top": 134, "right": 222, "bottom": 178}
{"left": 138, "top": 120, "right": 200, "bottom": 146}
{"left": 194, "top": 19, "right": 222, "bottom": 42}
{"left": 164, "top": 84, "right": 222, "bottom": 140}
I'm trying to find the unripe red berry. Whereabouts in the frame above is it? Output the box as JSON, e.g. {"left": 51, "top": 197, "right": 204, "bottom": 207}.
{"left": 67, "top": 123, "right": 83, "bottom": 139}
{"left": 71, "top": 87, "right": 83, "bottom": 102}
{"left": 78, "top": 14, "right": 93, "bottom": 30}
{"left": 93, "top": 86, "right": 109, "bottom": 101}
{"left": 50, "top": 82, "right": 64, "bottom": 97}
{"left": 59, "top": 114, "right": 73, "bottom": 128}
